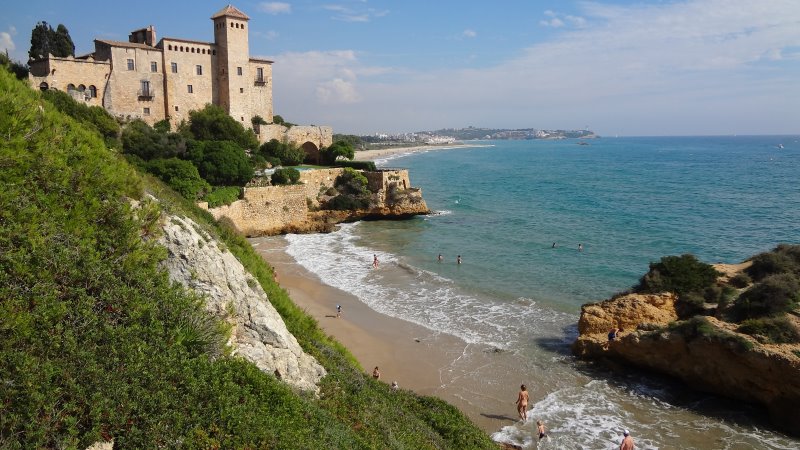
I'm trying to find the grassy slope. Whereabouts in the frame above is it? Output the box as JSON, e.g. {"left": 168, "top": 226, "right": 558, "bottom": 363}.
{"left": 0, "top": 69, "right": 496, "bottom": 449}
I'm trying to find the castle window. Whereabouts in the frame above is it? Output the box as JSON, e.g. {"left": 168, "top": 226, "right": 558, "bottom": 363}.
{"left": 78, "top": 84, "right": 86, "bottom": 92}
{"left": 139, "top": 80, "right": 152, "bottom": 99}
{"left": 202, "top": 49, "right": 206, "bottom": 54}
{"left": 255, "top": 67, "right": 265, "bottom": 85}
{"left": 127, "top": 59, "right": 134, "bottom": 70}
{"left": 67, "top": 83, "right": 76, "bottom": 91}
{"left": 191, "top": 48, "right": 195, "bottom": 53}
{"left": 212, "top": 50, "right": 216, "bottom": 55}
{"left": 180, "top": 46, "right": 184, "bottom": 52}
{"left": 196, "top": 65, "right": 202, "bottom": 75}
{"left": 175, "top": 106, "right": 179, "bottom": 111}
{"left": 171, "top": 62, "right": 177, "bottom": 73}
{"left": 240, "top": 88, "right": 244, "bottom": 93}
{"left": 237, "top": 66, "right": 242, "bottom": 76}
{"left": 168, "top": 44, "right": 172, "bottom": 50}
{"left": 187, "top": 85, "right": 193, "bottom": 93}
{"left": 88, "top": 85, "right": 97, "bottom": 98}
{"left": 150, "top": 61, "right": 157, "bottom": 72}
{"left": 231, "top": 22, "right": 234, "bottom": 27}
{"left": 241, "top": 24, "right": 245, "bottom": 30}
{"left": 241, "top": 117, "right": 244, "bottom": 121}
{"left": 143, "top": 107, "right": 150, "bottom": 116}
{"left": 39, "top": 82, "right": 49, "bottom": 91}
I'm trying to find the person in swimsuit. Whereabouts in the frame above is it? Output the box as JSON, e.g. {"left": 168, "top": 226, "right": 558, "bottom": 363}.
{"left": 438, "top": 253, "right": 443, "bottom": 262}
{"left": 457, "top": 255, "right": 462, "bottom": 265}
{"left": 620, "top": 429, "right": 634, "bottom": 450}
{"left": 516, "top": 384, "right": 529, "bottom": 421}
{"left": 372, "top": 366, "right": 381, "bottom": 380}
{"left": 373, "top": 254, "right": 379, "bottom": 269}
{"left": 536, "top": 420, "right": 547, "bottom": 440}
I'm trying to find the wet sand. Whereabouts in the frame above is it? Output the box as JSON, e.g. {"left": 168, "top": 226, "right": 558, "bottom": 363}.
{"left": 251, "top": 237, "right": 523, "bottom": 434}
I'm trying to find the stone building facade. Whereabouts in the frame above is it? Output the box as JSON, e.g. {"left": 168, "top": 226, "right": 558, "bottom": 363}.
{"left": 28, "top": 5, "right": 331, "bottom": 151}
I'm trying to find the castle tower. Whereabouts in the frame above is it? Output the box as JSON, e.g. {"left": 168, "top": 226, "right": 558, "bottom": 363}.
{"left": 212, "top": 5, "right": 250, "bottom": 126}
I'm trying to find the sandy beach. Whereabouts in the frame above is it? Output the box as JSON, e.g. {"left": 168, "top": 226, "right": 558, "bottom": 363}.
{"left": 251, "top": 237, "right": 523, "bottom": 434}
{"left": 354, "top": 143, "right": 492, "bottom": 161}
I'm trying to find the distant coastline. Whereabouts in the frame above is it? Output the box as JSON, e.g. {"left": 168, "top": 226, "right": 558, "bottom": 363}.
{"left": 355, "top": 143, "right": 493, "bottom": 162}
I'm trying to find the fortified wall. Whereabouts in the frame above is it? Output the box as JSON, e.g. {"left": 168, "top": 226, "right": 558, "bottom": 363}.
{"left": 206, "top": 168, "right": 427, "bottom": 236}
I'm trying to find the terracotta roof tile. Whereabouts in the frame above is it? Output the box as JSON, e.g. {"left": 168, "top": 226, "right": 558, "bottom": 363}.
{"left": 211, "top": 4, "right": 250, "bottom": 20}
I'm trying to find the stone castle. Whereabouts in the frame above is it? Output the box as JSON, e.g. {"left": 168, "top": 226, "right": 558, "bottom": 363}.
{"left": 28, "top": 4, "right": 331, "bottom": 151}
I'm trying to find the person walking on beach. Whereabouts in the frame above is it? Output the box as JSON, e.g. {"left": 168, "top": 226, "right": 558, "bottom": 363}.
{"left": 336, "top": 304, "right": 342, "bottom": 318}
{"left": 536, "top": 420, "right": 547, "bottom": 440}
{"left": 372, "top": 366, "right": 381, "bottom": 380}
{"left": 457, "top": 255, "right": 462, "bottom": 265}
{"left": 373, "top": 254, "right": 379, "bottom": 269}
{"left": 620, "top": 429, "right": 634, "bottom": 450}
{"left": 515, "top": 384, "right": 529, "bottom": 421}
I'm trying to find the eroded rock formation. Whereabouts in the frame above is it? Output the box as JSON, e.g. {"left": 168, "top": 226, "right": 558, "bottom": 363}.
{"left": 158, "top": 214, "right": 326, "bottom": 393}
{"left": 573, "top": 288, "right": 800, "bottom": 436}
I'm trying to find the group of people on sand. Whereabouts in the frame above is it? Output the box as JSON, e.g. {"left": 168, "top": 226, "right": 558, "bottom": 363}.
{"left": 516, "top": 384, "right": 635, "bottom": 448}
{"left": 372, "top": 366, "right": 399, "bottom": 391}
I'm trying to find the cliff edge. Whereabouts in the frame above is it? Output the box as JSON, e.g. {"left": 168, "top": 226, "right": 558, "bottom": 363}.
{"left": 573, "top": 255, "right": 800, "bottom": 436}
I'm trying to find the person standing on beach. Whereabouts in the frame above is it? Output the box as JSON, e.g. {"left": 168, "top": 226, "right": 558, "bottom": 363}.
{"left": 373, "top": 254, "right": 379, "bottom": 269}
{"left": 336, "top": 304, "right": 342, "bottom": 318}
{"left": 372, "top": 366, "right": 381, "bottom": 380}
{"left": 620, "top": 429, "right": 634, "bottom": 450}
{"left": 515, "top": 384, "right": 529, "bottom": 421}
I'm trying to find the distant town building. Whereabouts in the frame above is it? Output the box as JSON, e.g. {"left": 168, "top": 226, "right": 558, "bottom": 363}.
{"left": 28, "top": 4, "right": 331, "bottom": 151}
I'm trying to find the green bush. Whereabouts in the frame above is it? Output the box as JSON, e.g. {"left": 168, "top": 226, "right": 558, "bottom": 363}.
{"left": 636, "top": 254, "right": 721, "bottom": 296}
{"left": 204, "top": 186, "right": 241, "bottom": 208}
{"left": 122, "top": 119, "right": 187, "bottom": 160}
{"left": 738, "top": 317, "right": 800, "bottom": 344}
{"left": 271, "top": 167, "right": 300, "bottom": 185}
{"left": 731, "top": 273, "right": 800, "bottom": 321}
{"left": 729, "top": 272, "right": 752, "bottom": 288}
{"left": 145, "top": 158, "right": 209, "bottom": 200}
{"left": 325, "top": 168, "right": 372, "bottom": 210}
{"left": 320, "top": 140, "right": 355, "bottom": 165}
{"left": 669, "top": 317, "right": 754, "bottom": 352}
{"left": 335, "top": 160, "right": 377, "bottom": 171}
{"left": 187, "top": 104, "right": 259, "bottom": 150}
{"left": 259, "top": 138, "right": 306, "bottom": 166}
{"left": 746, "top": 244, "right": 800, "bottom": 282}
{"left": 41, "top": 88, "right": 120, "bottom": 147}
{"left": 189, "top": 140, "right": 254, "bottom": 186}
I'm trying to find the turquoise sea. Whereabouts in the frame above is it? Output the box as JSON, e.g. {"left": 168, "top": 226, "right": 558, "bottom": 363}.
{"left": 283, "top": 136, "right": 800, "bottom": 449}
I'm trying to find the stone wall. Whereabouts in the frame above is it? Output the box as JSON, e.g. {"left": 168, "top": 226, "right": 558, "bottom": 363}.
{"left": 260, "top": 124, "right": 333, "bottom": 149}
{"left": 28, "top": 56, "right": 109, "bottom": 107}
{"left": 209, "top": 184, "right": 308, "bottom": 236}
{"left": 161, "top": 39, "right": 217, "bottom": 126}
{"left": 104, "top": 45, "right": 166, "bottom": 123}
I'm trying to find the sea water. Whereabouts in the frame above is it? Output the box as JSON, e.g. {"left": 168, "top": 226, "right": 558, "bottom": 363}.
{"left": 283, "top": 136, "right": 800, "bottom": 449}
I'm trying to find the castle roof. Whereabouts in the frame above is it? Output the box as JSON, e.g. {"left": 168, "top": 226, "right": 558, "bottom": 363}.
{"left": 211, "top": 5, "right": 250, "bottom": 20}
{"left": 95, "top": 39, "right": 160, "bottom": 51}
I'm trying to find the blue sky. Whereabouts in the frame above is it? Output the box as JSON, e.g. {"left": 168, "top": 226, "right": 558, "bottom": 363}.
{"left": 3, "top": 1, "right": 799, "bottom": 136}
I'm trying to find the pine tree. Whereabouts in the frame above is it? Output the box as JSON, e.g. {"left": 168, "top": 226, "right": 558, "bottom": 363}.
{"left": 29, "top": 21, "right": 52, "bottom": 60}
{"left": 53, "top": 24, "right": 75, "bottom": 57}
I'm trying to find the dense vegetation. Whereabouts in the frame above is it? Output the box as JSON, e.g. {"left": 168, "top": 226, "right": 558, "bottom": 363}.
{"left": 326, "top": 168, "right": 373, "bottom": 210}
{"left": 635, "top": 247, "right": 800, "bottom": 345}
{"left": 29, "top": 21, "right": 75, "bottom": 60}
{"left": 0, "top": 66, "right": 494, "bottom": 448}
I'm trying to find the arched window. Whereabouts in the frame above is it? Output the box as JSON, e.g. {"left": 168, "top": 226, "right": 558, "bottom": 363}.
{"left": 39, "top": 82, "right": 48, "bottom": 91}
{"left": 67, "top": 83, "right": 76, "bottom": 91}
{"left": 191, "top": 48, "right": 195, "bottom": 53}
{"left": 78, "top": 84, "right": 86, "bottom": 92}
{"left": 88, "top": 85, "right": 97, "bottom": 98}
{"left": 180, "top": 46, "right": 184, "bottom": 51}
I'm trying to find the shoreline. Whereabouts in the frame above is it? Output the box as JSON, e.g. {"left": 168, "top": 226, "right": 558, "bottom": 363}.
{"left": 355, "top": 143, "right": 493, "bottom": 162}
{"left": 250, "top": 236, "right": 522, "bottom": 435}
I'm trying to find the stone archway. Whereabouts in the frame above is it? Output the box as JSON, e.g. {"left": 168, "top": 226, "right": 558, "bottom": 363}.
{"left": 301, "top": 141, "right": 320, "bottom": 164}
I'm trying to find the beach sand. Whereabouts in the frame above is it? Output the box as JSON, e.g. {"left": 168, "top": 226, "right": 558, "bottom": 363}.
{"left": 354, "top": 143, "right": 491, "bottom": 161}
{"left": 251, "top": 237, "right": 523, "bottom": 434}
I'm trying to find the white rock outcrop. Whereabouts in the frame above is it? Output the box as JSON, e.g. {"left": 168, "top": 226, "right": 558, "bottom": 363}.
{"left": 158, "top": 215, "right": 326, "bottom": 393}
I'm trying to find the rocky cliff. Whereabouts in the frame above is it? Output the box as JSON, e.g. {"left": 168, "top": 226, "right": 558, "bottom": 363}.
{"left": 158, "top": 214, "right": 326, "bottom": 393}
{"left": 573, "top": 265, "right": 800, "bottom": 436}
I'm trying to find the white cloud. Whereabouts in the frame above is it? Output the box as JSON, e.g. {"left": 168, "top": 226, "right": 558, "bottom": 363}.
{"left": 539, "top": 18, "right": 564, "bottom": 28}
{"left": 540, "top": 10, "right": 584, "bottom": 28}
{"left": 323, "top": 4, "right": 389, "bottom": 22}
{"left": 258, "top": 2, "right": 291, "bottom": 15}
{"left": 273, "top": 0, "right": 800, "bottom": 135}
{"left": 0, "top": 26, "right": 16, "bottom": 54}
{"left": 255, "top": 30, "right": 280, "bottom": 40}
{"left": 463, "top": 29, "right": 477, "bottom": 38}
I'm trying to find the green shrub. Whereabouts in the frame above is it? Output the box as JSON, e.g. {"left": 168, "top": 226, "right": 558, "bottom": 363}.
{"left": 41, "top": 88, "right": 120, "bottom": 145}
{"left": 145, "top": 158, "right": 210, "bottom": 200}
{"left": 188, "top": 104, "right": 259, "bottom": 150}
{"left": 259, "top": 139, "right": 306, "bottom": 166}
{"left": 335, "top": 160, "right": 377, "bottom": 171}
{"left": 729, "top": 272, "right": 752, "bottom": 288}
{"left": 746, "top": 244, "right": 800, "bottom": 282}
{"left": 122, "top": 119, "right": 187, "bottom": 160}
{"left": 271, "top": 167, "right": 300, "bottom": 185}
{"left": 189, "top": 140, "right": 254, "bottom": 186}
{"left": 320, "top": 140, "right": 355, "bottom": 165}
{"left": 669, "top": 317, "right": 754, "bottom": 352}
{"left": 636, "top": 254, "right": 720, "bottom": 296}
{"left": 738, "top": 317, "right": 800, "bottom": 344}
{"left": 324, "top": 168, "right": 372, "bottom": 210}
{"left": 731, "top": 273, "right": 800, "bottom": 320}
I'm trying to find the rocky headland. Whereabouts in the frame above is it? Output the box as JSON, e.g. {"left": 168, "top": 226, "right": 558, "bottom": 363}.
{"left": 573, "top": 251, "right": 800, "bottom": 436}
